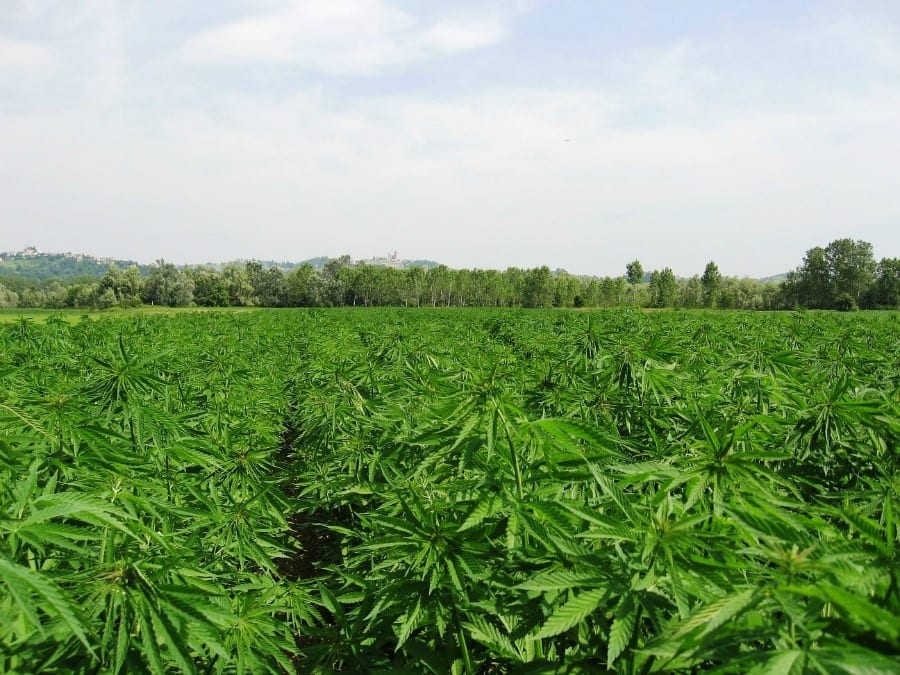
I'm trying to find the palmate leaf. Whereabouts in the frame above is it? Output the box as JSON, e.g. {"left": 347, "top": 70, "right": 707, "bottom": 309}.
{"left": 6, "top": 301, "right": 900, "bottom": 674}
{"left": 8, "top": 522, "right": 96, "bottom": 555}
{"left": 747, "top": 649, "right": 806, "bottom": 675}
{"left": 156, "top": 583, "right": 234, "bottom": 634}
{"left": 837, "top": 506, "right": 894, "bottom": 557}
{"left": 643, "top": 587, "right": 760, "bottom": 666}
{"left": 516, "top": 569, "right": 608, "bottom": 593}
{"left": 809, "top": 642, "right": 900, "bottom": 675}
{"left": 24, "top": 492, "right": 131, "bottom": 531}
{"left": 524, "top": 500, "right": 581, "bottom": 537}
{"left": 783, "top": 583, "right": 900, "bottom": 643}
{"left": 607, "top": 592, "right": 638, "bottom": 665}
{"left": 137, "top": 607, "right": 167, "bottom": 675}
{"left": 395, "top": 596, "right": 424, "bottom": 649}
{"left": 0, "top": 401, "right": 49, "bottom": 437}
{"left": 610, "top": 460, "right": 679, "bottom": 483}
{"left": 9, "top": 459, "right": 42, "bottom": 520}
{"left": 457, "top": 493, "right": 503, "bottom": 532}
{"left": 529, "top": 418, "right": 627, "bottom": 462}
{"left": 463, "top": 614, "right": 539, "bottom": 663}
{"left": 557, "top": 499, "right": 638, "bottom": 543}
{"left": 668, "top": 588, "right": 758, "bottom": 640}
{"left": 588, "top": 465, "right": 641, "bottom": 525}
{"left": 135, "top": 590, "right": 197, "bottom": 675}
{"left": 0, "top": 556, "right": 93, "bottom": 653}
{"left": 536, "top": 587, "right": 610, "bottom": 638}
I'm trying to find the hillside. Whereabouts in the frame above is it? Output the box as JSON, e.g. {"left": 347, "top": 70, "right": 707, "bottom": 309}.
{"left": 1, "top": 248, "right": 442, "bottom": 280}
{"left": 0, "top": 248, "right": 149, "bottom": 280}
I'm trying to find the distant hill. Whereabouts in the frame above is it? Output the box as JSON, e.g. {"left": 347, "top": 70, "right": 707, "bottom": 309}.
{"left": 0, "top": 248, "right": 150, "bottom": 280}
{"left": 296, "top": 257, "right": 331, "bottom": 269}
{"left": 198, "top": 258, "right": 318, "bottom": 272}
{"left": 203, "top": 256, "right": 440, "bottom": 271}
{"left": 1, "top": 246, "right": 781, "bottom": 282}
{"left": 354, "top": 253, "right": 440, "bottom": 270}
{"left": 1, "top": 247, "right": 442, "bottom": 282}
{"left": 402, "top": 259, "right": 441, "bottom": 269}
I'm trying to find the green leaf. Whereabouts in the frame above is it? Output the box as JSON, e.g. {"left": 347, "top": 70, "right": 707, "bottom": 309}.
{"left": 463, "top": 615, "right": 522, "bottom": 662}
{"left": 0, "top": 556, "right": 93, "bottom": 653}
{"left": 396, "top": 597, "right": 423, "bottom": 649}
{"left": 669, "top": 588, "right": 758, "bottom": 640}
{"left": 457, "top": 493, "right": 502, "bottom": 532}
{"left": 537, "top": 587, "right": 609, "bottom": 638}
{"left": 516, "top": 569, "right": 606, "bottom": 592}
{"left": 784, "top": 583, "right": 900, "bottom": 642}
{"left": 751, "top": 650, "right": 805, "bottom": 675}
{"left": 608, "top": 592, "right": 637, "bottom": 665}
{"left": 588, "top": 465, "right": 641, "bottom": 525}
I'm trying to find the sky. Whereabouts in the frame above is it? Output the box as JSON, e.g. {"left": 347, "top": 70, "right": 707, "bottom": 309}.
{"left": 1, "top": 0, "right": 898, "bottom": 277}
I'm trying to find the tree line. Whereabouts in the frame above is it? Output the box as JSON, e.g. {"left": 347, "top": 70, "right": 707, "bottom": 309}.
{"left": 779, "top": 239, "right": 899, "bottom": 310}
{"left": 0, "top": 239, "right": 896, "bottom": 310}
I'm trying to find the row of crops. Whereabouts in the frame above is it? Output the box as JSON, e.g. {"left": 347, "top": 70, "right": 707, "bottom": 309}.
{"left": 1, "top": 308, "right": 898, "bottom": 673}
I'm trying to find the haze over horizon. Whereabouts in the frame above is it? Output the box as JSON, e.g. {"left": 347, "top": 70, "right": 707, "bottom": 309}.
{"left": 2, "top": 1, "right": 899, "bottom": 278}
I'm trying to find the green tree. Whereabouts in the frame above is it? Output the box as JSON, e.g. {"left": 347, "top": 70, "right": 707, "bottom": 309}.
{"left": 222, "top": 264, "right": 255, "bottom": 306}
{"left": 680, "top": 276, "right": 703, "bottom": 308}
{"left": 824, "top": 239, "right": 876, "bottom": 306}
{"left": 242, "top": 261, "right": 287, "bottom": 306}
{"left": 625, "top": 260, "right": 644, "bottom": 286}
{"left": 786, "top": 239, "right": 877, "bottom": 309}
{"left": 649, "top": 268, "right": 678, "bottom": 307}
{"left": 0, "top": 283, "right": 19, "bottom": 308}
{"left": 403, "top": 266, "right": 425, "bottom": 307}
{"left": 598, "top": 276, "right": 627, "bottom": 306}
{"left": 286, "top": 263, "right": 317, "bottom": 306}
{"left": 870, "top": 257, "right": 900, "bottom": 307}
{"left": 455, "top": 268, "right": 474, "bottom": 306}
{"left": 427, "top": 265, "right": 453, "bottom": 306}
{"left": 626, "top": 260, "right": 644, "bottom": 305}
{"left": 522, "top": 266, "right": 553, "bottom": 308}
{"left": 320, "top": 256, "right": 352, "bottom": 306}
{"left": 142, "top": 261, "right": 194, "bottom": 307}
{"left": 97, "top": 265, "right": 144, "bottom": 307}
{"left": 244, "top": 260, "right": 266, "bottom": 305}
{"left": 552, "top": 273, "right": 580, "bottom": 308}
{"left": 501, "top": 267, "right": 525, "bottom": 307}
{"left": 345, "top": 265, "right": 369, "bottom": 306}
{"left": 701, "top": 261, "right": 721, "bottom": 307}
{"left": 64, "top": 282, "right": 98, "bottom": 308}
{"left": 189, "top": 267, "right": 229, "bottom": 306}
{"left": 794, "top": 246, "right": 833, "bottom": 308}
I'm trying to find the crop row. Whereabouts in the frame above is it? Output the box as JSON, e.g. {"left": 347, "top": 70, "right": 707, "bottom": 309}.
{"left": 0, "top": 309, "right": 898, "bottom": 673}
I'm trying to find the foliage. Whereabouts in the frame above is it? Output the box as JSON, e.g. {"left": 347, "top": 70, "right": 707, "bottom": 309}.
{"left": 783, "top": 239, "right": 885, "bottom": 309}
{"left": 649, "top": 268, "right": 678, "bottom": 307}
{"left": 1, "top": 308, "right": 898, "bottom": 672}
{"left": 701, "top": 261, "right": 721, "bottom": 307}
{"left": 6, "top": 241, "right": 899, "bottom": 310}
{"left": 142, "top": 261, "right": 195, "bottom": 307}
{"left": 626, "top": 260, "right": 645, "bottom": 286}
{"left": 0, "top": 251, "right": 150, "bottom": 281}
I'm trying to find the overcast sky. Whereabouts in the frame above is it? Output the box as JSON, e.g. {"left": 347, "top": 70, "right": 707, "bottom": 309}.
{"left": 2, "top": 0, "right": 898, "bottom": 277}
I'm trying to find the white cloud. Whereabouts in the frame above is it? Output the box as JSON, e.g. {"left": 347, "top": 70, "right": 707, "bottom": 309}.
{"left": 618, "top": 40, "right": 720, "bottom": 113}
{"left": 418, "top": 18, "right": 506, "bottom": 53}
{"left": 4, "top": 72, "right": 898, "bottom": 275}
{"left": 181, "top": 0, "right": 507, "bottom": 74}
{"left": 0, "top": 36, "right": 53, "bottom": 69}
{"left": 1, "top": 1, "right": 898, "bottom": 276}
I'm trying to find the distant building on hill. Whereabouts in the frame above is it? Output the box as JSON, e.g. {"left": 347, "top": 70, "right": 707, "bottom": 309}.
{"left": 359, "top": 251, "right": 405, "bottom": 269}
